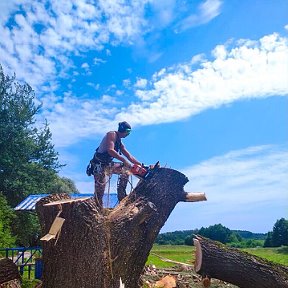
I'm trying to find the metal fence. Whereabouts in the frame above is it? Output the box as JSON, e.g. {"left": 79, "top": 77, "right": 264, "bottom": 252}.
{"left": 0, "top": 247, "right": 42, "bottom": 280}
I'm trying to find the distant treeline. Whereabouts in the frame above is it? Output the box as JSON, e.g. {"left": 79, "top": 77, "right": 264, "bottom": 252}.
{"left": 155, "top": 219, "right": 288, "bottom": 248}
{"left": 155, "top": 225, "right": 266, "bottom": 248}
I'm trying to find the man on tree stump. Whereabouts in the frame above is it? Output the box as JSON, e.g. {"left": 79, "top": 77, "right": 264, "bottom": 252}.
{"left": 37, "top": 168, "right": 207, "bottom": 288}
{"left": 87, "top": 121, "right": 142, "bottom": 206}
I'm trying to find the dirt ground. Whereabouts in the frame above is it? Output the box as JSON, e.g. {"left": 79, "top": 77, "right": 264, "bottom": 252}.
{"left": 141, "top": 265, "right": 239, "bottom": 288}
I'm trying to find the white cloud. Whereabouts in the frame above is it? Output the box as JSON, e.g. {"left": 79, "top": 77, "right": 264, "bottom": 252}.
{"left": 116, "top": 33, "right": 288, "bottom": 126}
{"left": 37, "top": 93, "right": 121, "bottom": 147}
{"left": 0, "top": 0, "right": 149, "bottom": 91}
{"left": 135, "top": 78, "right": 148, "bottom": 89}
{"left": 182, "top": 145, "right": 288, "bottom": 203}
{"left": 87, "top": 82, "right": 100, "bottom": 90}
{"left": 81, "top": 63, "right": 89, "bottom": 69}
{"left": 123, "top": 79, "right": 131, "bottom": 88}
{"left": 0, "top": 1, "right": 26, "bottom": 26}
{"left": 93, "top": 57, "right": 106, "bottom": 66}
{"left": 162, "top": 144, "right": 288, "bottom": 232}
{"left": 148, "top": 0, "right": 222, "bottom": 33}
{"left": 149, "top": 0, "right": 177, "bottom": 29}
{"left": 0, "top": 0, "right": 223, "bottom": 93}
{"left": 175, "top": 0, "right": 222, "bottom": 32}
{"left": 33, "top": 32, "right": 288, "bottom": 147}
{"left": 1, "top": 1, "right": 287, "bottom": 148}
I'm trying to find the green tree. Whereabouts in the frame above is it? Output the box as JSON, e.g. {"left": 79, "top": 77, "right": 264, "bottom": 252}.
{"left": 264, "top": 232, "right": 274, "bottom": 247}
{"left": 0, "top": 66, "right": 63, "bottom": 207}
{"left": 264, "top": 218, "right": 288, "bottom": 247}
{"left": 155, "top": 230, "right": 198, "bottom": 245}
{"left": 184, "top": 235, "right": 193, "bottom": 246}
{"left": 0, "top": 64, "right": 77, "bottom": 246}
{"left": 228, "top": 232, "right": 242, "bottom": 243}
{"left": 198, "top": 224, "right": 233, "bottom": 244}
{"left": 49, "top": 176, "right": 79, "bottom": 194}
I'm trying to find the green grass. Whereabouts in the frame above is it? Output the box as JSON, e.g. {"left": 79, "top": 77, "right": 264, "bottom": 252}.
{"left": 243, "top": 246, "right": 288, "bottom": 266}
{"left": 21, "top": 279, "right": 41, "bottom": 288}
{"left": 147, "top": 245, "right": 194, "bottom": 268}
{"left": 20, "top": 245, "right": 288, "bottom": 288}
{"left": 147, "top": 245, "right": 288, "bottom": 268}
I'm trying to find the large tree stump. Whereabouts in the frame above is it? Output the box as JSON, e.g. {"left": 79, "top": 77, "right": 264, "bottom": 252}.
{"left": 0, "top": 258, "right": 21, "bottom": 288}
{"left": 36, "top": 167, "right": 206, "bottom": 288}
{"left": 193, "top": 235, "right": 288, "bottom": 288}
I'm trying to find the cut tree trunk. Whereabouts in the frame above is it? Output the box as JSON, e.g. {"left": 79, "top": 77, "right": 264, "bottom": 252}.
{"left": 193, "top": 235, "right": 288, "bottom": 288}
{"left": 0, "top": 258, "right": 21, "bottom": 287}
{"left": 36, "top": 167, "right": 206, "bottom": 288}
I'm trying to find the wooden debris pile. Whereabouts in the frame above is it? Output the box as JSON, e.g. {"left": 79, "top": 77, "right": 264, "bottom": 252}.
{"left": 141, "top": 265, "right": 239, "bottom": 288}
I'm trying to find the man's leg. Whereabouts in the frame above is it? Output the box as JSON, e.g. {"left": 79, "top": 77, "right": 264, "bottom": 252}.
{"left": 117, "top": 173, "right": 129, "bottom": 202}
{"left": 94, "top": 167, "right": 106, "bottom": 207}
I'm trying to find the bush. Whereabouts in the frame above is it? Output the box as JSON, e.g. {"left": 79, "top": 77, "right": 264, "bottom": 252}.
{"left": 0, "top": 194, "right": 16, "bottom": 247}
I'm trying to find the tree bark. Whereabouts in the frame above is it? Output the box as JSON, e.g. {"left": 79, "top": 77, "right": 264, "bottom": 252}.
{"left": 0, "top": 258, "right": 21, "bottom": 287}
{"left": 193, "top": 235, "right": 288, "bottom": 288}
{"left": 36, "top": 167, "right": 206, "bottom": 288}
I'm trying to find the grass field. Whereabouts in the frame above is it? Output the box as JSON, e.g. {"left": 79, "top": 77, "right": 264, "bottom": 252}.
{"left": 147, "top": 245, "right": 195, "bottom": 268}
{"left": 243, "top": 246, "right": 288, "bottom": 266}
{"left": 21, "top": 244, "right": 288, "bottom": 287}
{"left": 147, "top": 244, "right": 288, "bottom": 268}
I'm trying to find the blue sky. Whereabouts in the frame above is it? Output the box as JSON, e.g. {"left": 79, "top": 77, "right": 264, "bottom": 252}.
{"left": 1, "top": 0, "right": 287, "bottom": 233}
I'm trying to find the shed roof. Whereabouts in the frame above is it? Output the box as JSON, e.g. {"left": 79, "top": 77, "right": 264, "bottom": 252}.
{"left": 14, "top": 193, "right": 118, "bottom": 211}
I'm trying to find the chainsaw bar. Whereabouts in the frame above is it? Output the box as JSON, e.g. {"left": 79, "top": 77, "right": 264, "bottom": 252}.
{"left": 138, "top": 161, "right": 160, "bottom": 180}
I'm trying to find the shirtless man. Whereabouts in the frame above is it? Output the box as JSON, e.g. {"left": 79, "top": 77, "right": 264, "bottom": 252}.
{"left": 92, "top": 121, "right": 141, "bottom": 206}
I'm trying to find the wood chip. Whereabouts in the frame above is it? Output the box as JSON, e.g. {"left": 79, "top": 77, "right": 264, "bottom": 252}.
{"left": 155, "top": 275, "right": 176, "bottom": 288}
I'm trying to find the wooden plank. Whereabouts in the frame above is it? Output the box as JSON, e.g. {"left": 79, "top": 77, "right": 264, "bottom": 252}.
{"left": 43, "top": 197, "right": 90, "bottom": 207}
{"left": 40, "top": 217, "right": 65, "bottom": 242}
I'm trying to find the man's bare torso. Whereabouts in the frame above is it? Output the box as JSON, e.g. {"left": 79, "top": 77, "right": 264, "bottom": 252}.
{"left": 97, "top": 131, "right": 117, "bottom": 153}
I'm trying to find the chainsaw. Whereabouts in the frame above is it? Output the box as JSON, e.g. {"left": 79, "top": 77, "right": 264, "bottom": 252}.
{"left": 129, "top": 161, "right": 160, "bottom": 180}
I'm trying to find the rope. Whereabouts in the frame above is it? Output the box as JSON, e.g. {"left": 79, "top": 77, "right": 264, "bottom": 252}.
{"left": 106, "top": 174, "right": 112, "bottom": 208}
{"left": 127, "top": 175, "right": 134, "bottom": 192}
{"left": 127, "top": 175, "right": 138, "bottom": 202}
{"left": 95, "top": 173, "right": 111, "bottom": 186}
{"left": 96, "top": 164, "right": 136, "bottom": 207}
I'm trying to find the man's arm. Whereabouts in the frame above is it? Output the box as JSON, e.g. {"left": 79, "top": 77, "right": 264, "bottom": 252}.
{"left": 121, "top": 145, "right": 141, "bottom": 166}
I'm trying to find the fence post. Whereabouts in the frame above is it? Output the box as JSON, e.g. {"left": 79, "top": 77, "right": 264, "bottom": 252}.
{"left": 35, "top": 258, "right": 43, "bottom": 280}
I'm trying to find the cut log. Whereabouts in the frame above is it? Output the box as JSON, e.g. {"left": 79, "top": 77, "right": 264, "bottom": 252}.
{"left": 183, "top": 192, "right": 206, "bottom": 202}
{"left": 36, "top": 168, "right": 206, "bottom": 288}
{"left": 0, "top": 258, "right": 21, "bottom": 287}
{"left": 193, "top": 235, "right": 288, "bottom": 288}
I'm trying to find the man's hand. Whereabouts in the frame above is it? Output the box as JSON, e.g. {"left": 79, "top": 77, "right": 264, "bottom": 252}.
{"left": 123, "top": 159, "right": 132, "bottom": 168}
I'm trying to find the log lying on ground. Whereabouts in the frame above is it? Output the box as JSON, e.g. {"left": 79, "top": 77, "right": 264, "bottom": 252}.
{"left": 193, "top": 235, "right": 288, "bottom": 288}
{"left": 36, "top": 167, "right": 206, "bottom": 288}
{"left": 0, "top": 258, "right": 21, "bottom": 288}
